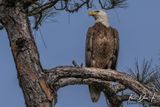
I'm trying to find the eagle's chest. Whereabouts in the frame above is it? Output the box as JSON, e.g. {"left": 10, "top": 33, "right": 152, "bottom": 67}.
{"left": 92, "top": 32, "right": 114, "bottom": 57}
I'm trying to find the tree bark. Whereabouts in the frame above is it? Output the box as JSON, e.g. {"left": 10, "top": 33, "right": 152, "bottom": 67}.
{"left": 0, "top": 4, "right": 55, "bottom": 107}
{"left": 0, "top": 1, "right": 160, "bottom": 107}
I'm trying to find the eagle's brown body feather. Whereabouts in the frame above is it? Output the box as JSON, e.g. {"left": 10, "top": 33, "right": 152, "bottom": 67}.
{"left": 85, "top": 22, "right": 119, "bottom": 102}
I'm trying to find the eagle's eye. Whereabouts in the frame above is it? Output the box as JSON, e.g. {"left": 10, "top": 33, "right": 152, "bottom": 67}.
{"left": 95, "top": 10, "right": 100, "bottom": 13}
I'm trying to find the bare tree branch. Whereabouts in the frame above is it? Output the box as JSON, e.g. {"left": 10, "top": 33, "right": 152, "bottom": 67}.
{"left": 28, "top": 0, "right": 59, "bottom": 16}
{"left": 26, "top": 0, "right": 127, "bottom": 30}
{"left": 117, "top": 95, "right": 130, "bottom": 101}
{"left": 28, "top": 0, "right": 127, "bottom": 16}
{"left": 114, "top": 83, "right": 126, "bottom": 93}
{"left": 45, "top": 66, "right": 160, "bottom": 106}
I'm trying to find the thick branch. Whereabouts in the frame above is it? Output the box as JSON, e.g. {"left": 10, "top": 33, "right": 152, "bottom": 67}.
{"left": 46, "top": 66, "right": 160, "bottom": 106}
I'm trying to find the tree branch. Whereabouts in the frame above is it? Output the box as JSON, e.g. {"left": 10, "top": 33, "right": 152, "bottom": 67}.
{"left": 28, "top": 0, "right": 127, "bottom": 17}
{"left": 28, "top": 0, "right": 59, "bottom": 16}
{"left": 114, "top": 83, "right": 126, "bottom": 93}
{"left": 45, "top": 66, "right": 160, "bottom": 106}
{"left": 117, "top": 95, "right": 130, "bottom": 101}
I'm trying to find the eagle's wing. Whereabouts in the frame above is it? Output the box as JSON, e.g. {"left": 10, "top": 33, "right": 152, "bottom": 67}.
{"left": 108, "top": 27, "right": 119, "bottom": 69}
{"left": 85, "top": 27, "right": 93, "bottom": 67}
{"left": 85, "top": 25, "right": 103, "bottom": 102}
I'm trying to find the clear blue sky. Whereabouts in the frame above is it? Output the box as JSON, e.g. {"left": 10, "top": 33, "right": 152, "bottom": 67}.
{"left": 0, "top": 0, "right": 160, "bottom": 107}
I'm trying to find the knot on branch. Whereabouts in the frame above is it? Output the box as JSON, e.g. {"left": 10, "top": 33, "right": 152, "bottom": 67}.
{"left": 15, "top": 37, "right": 31, "bottom": 55}
{"left": 16, "top": 38, "right": 28, "bottom": 49}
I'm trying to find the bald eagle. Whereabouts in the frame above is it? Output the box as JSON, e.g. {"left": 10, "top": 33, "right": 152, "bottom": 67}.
{"left": 85, "top": 10, "right": 119, "bottom": 102}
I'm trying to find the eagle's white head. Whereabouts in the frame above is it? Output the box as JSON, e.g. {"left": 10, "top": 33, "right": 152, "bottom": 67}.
{"left": 88, "top": 10, "right": 110, "bottom": 27}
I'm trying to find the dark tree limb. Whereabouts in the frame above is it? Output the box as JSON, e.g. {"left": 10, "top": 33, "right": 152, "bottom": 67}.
{"left": 28, "top": 0, "right": 127, "bottom": 17}
{"left": 28, "top": 0, "right": 59, "bottom": 16}
{"left": 114, "top": 83, "right": 126, "bottom": 93}
{"left": 26, "top": 0, "right": 127, "bottom": 31}
{"left": 103, "top": 83, "right": 122, "bottom": 107}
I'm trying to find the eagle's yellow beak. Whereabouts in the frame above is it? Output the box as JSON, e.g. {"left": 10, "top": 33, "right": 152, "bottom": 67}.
{"left": 88, "top": 11, "right": 97, "bottom": 16}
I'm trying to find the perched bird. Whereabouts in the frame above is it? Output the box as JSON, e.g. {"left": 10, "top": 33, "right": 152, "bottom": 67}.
{"left": 85, "top": 10, "right": 119, "bottom": 102}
